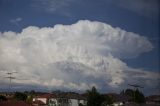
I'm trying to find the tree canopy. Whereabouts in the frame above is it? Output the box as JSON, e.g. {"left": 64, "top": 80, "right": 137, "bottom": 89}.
{"left": 0, "top": 95, "right": 7, "bottom": 102}
{"left": 14, "top": 92, "right": 27, "bottom": 101}
{"left": 121, "top": 88, "right": 146, "bottom": 103}
{"left": 86, "top": 87, "right": 108, "bottom": 106}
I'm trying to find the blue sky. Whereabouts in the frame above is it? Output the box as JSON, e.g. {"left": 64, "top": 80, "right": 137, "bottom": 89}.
{"left": 0, "top": 0, "right": 159, "bottom": 71}
{"left": 0, "top": 0, "right": 159, "bottom": 95}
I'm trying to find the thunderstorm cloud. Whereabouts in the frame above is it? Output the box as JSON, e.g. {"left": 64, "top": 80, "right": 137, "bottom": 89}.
{"left": 0, "top": 20, "right": 159, "bottom": 93}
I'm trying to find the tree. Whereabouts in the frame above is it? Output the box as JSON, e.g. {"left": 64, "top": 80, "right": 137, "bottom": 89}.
{"left": 86, "top": 86, "right": 105, "bottom": 106}
{"left": 101, "top": 95, "right": 114, "bottom": 106}
{"left": 123, "top": 89, "right": 145, "bottom": 103}
{"left": 26, "top": 95, "right": 34, "bottom": 104}
{"left": 14, "top": 92, "right": 27, "bottom": 101}
{"left": 0, "top": 95, "right": 7, "bottom": 102}
{"left": 124, "top": 89, "right": 134, "bottom": 97}
{"left": 105, "top": 95, "right": 114, "bottom": 105}
{"left": 134, "top": 89, "right": 146, "bottom": 103}
{"left": 30, "top": 90, "right": 36, "bottom": 95}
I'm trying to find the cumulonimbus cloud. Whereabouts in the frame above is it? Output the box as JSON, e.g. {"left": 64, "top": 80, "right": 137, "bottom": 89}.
{"left": 0, "top": 20, "right": 159, "bottom": 94}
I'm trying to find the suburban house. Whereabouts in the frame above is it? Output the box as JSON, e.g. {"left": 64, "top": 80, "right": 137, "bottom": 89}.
{"left": 146, "top": 95, "right": 160, "bottom": 105}
{"left": 32, "top": 100, "right": 46, "bottom": 106}
{"left": 0, "top": 100, "right": 31, "bottom": 106}
{"left": 0, "top": 92, "right": 15, "bottom": 100}
{"left": 32, "top": 93, "right": 55, "bottom": 106}
{"left": 32, "top": 93, "right": 87, "bottom": 106}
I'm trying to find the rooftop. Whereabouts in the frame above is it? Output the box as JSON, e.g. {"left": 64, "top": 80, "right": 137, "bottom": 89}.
{"left": 0, "top": 100, "right": 31, "bottom": 106}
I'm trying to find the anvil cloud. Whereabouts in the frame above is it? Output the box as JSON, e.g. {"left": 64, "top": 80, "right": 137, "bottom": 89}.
{"left": 0, "top": 20, "right": 159, "bottom": 94}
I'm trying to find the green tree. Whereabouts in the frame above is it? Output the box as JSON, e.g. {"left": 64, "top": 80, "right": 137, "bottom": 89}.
{"left": 30, "top": 90, "right": 36, "bottom": 95}
{"left": 124, "top": 89, "right": 134, "bottom": 97}
{"left": 26, "top": 95, "right": 34, "bottom": 104}
{"left": 123, "top": 89, "right": 145, "bottom": 103}
{"left": 105, "top": 95, "right": 114, "bottom": 105}
{"left": 134, "top": 89, "right": 145, "bottom": 103}
{"left": 86, "top": 86, "right": 105, "bottom": 106}
{"left": 0, "top": 95, "right": 7, "bottom": 102}
{"left": 14, "top": 92, "right": 27, "bottom": 101}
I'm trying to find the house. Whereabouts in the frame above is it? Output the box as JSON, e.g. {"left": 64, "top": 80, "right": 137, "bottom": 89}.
{"left": 146, "top": 95, "right": 160, "bottom": 105}
{"left": 0, "top": 100, "right": 31, "bottom": 106}
{"left": 33, "top": 93, "right": 87, "bottom": 106}
{"left": 112, "top": 102, "right": 124, "bottom": 106}
{"left": 33, "top": 93, "right": 55, "bottom": 106}
{"left": 65, "top": 92, "right": 87, "bottom": 106}
{"left": 48, "top": 92, "right": 87, "bottom": 106}
{"left": 32, "top": 100, "right": 46, "bottom": 106}
{"left": 48, "top": 95, "right": 70, "bottom": 106}
{"left": 0, "top": 92, "right": 14, "bottom": 99}
{"left": 78, "top": 95, "right": 87, "bottom": 106}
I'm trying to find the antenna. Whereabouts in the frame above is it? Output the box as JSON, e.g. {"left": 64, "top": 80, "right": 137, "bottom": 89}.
{"left": 128, "top": 84, "right": 143, "bottom": 89}
{"left": 5, "top": 71, "right": 29, "bottom": 92}
{"left": 5, "top": 71, "right": 17, "bottom": 92}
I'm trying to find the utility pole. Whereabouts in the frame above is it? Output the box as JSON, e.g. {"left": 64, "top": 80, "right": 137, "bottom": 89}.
{"left": 5, "top": 72, "right": 17, "bottom": 92}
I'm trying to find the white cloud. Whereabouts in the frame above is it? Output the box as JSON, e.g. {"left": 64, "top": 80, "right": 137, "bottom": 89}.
{"left": 32, "top": 0, "right": 73, "bottom": 16}
{"left": 31, "top": 0, "right": 159, "bottom": 19}
{"left": 10, "top": 17, "right": 22, "bottom": 22}
{"left": 107, "top": 0, "right": 159, "bottom": 19}
{"left": 10, "top": 17, "right": 22, "bottom": 26}
{"left": 0, "top": 20, "right": 159, "bottom": 94}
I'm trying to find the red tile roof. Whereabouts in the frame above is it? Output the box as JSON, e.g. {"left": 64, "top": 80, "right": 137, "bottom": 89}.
{"left": 35, "top": 93, "right": 55, "bottom": 98}
{"left": 0, "top": 100, "right": 31, "bottom": 106}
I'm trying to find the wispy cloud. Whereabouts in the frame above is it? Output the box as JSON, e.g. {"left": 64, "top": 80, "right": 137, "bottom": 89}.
{"left": 31, "top": 0, "right": 159, "bottom": 19}
{"left": 0, "top": 20, "right": 159, "bottom": 94}
{"left": 107, "top": 0, "right": 159, "bottom": 19}
{"left": 10, "top": 17, "right": 22, "bottom": 26}
{"left": 31, "top": 0, "right": 73, "bottom": 16}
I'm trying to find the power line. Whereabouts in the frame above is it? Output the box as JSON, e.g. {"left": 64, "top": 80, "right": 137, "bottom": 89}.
{"left": 128, "top": 84, "right": 143, "bottom": 88}
{"left": 5, "top": 71, "right": 17, "bottom": 92}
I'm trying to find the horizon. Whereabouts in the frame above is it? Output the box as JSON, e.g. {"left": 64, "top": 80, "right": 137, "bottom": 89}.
{"left": 0, "top": 87, "right": 156, "bottom": 96}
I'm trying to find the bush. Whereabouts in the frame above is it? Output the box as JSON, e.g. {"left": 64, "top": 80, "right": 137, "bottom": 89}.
{"left": 14, "top": 92, "right": 27, "bottom": 101}
{"left": 0, "top": 95, "right": 7, "bottom": 102}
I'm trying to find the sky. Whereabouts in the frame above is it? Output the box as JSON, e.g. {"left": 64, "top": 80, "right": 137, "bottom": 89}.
{"left": 0, "top": 0, "right": 159, "bottom": 95}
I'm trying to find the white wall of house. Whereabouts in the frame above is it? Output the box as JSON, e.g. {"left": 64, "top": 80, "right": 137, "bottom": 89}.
{"left": 33, "top": 97, "right": 87, "bottom": 106}
{"left": 49, "top": 98, "right": 58, "bottom": 105}
{"left": 33, "top": 98, "right": 36, "bottom": 101}
{"left": 113, "top": 102, "right": 124, "bottom": 106}
{"left": 33, "top": 98, "right": 47, "bottom": 104}
{"left": 70, "top": 99, "right": 79, "bottom": 106}
{"left": 79, "top": 99, "right": 87, "bottom": 105}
